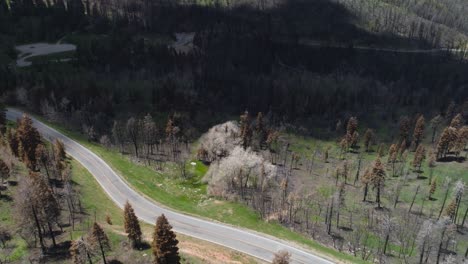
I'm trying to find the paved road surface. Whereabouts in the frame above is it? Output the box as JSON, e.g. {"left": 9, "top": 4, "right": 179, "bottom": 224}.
{"left": 16, "top": 43, "right": 76, "bottom": 67}
{"left": 6, "top": 108, "right": 335, "bottom": 264}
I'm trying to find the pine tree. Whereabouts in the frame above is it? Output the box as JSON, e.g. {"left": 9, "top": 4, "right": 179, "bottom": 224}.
{"left": 398, "top": 139, "right": 407, "bottom": 160}
{"left": 430, "top": 114, "right": 443, "bottom": 143}
{"left": 255, "top": 112, "right": 267, "bottom": 146}
{"left": 445, "top": 101, "right": 457, "bottom": 119}
{"left": 387, "top": 144, "right": 398, "bottom": 176}
{"left": 165, "top": 118, "right": 174, "bottom": 140}
{"left": 16, "top": 115, "right": 41, "bottom": 169}
{"left": 413, "top": 115, "right": 425, "bottom": 149}
{"left": 6, "top": 128, "right": 19, "bottom": 157}
{"left": 445, "top": 199, "right": 457, "bottom": 221}
{"left": 126, "top": 117, "right": 141, "bottom": 157}
{"left": 351, "top": 131, "right": 359, "bottom": 149}
{"left": 323, "top": 146, "right": 329, "bottom": 163}
{"left": 239, "top": 111, "right": 252, "bottom": 150}
{"left": 0, "top": 159, "right": 10, "bottom": 196}
{"left": 346, "top": 117, "right": 358, "bottom": 136}
{"left": 112, "top": 120, "right": 125, "bottom": 153}
{"left": 54, "top": 139, "right": 66, "bottom": 161}
{"left": 35, "top": 144, "right": 52, "bottom": 180}
{"left": 388, "top": 144, "right": 398, "bottom": 164}
{"left": 69, "top": 239, "right": 82, "bottom": 264}
{"left": 70, "top": 238, "right": 90, "bottom": 264}
{"left": 143, "top": 114, "right": 158, "bottom": 157}
{"left": 454, "top": 126, "right": 468, "bottom": 156}
{"left": 90, "top": 222, "right": 110, "bottom": 264}
{"left": 345, "top": 117, "right": 358, "bottom": 148}
{"left": 436, "top": 127, "right": 458, "bottom": 159}
{"left": 377, "top": 143, "right": 386, "bottom": 157}
{"left": 449, "top": 113, "right": 463, "bottom": 129}
{"left": 399, "top": 116, "right": 410, "bottom": 144}
{"left": 363, "top": 129, "right": 374, "bottom": 152}
{"left": 266, "top": 130, "right": 279, "bottom": 149}
{"left": 165, "top": 117, "right": 180, "bottom": 160}
{"left": 272, "top": 250, "right": 291, "bottom": 264}
{"left": 371, "top": 157, "right": 386, "bottom": 208}
{"left": 30, "top": 172, "right": 61, "bottom": 247}
{"left": 152, "top": 214, "right": 180, "bottom": 264}
{"left": 339, "top": 137, "right": 349, "bottom": 159}
{"left": 361, "top": 168, "right": 371, "bottom": 202}
{"left": 412, "top": 145, "right": 426, "bottom": 172}
{"left": 124, "top": 201, "right": 142, "bottom": 247}
{"left": 255, "top": 112, "right": 264, "bottom": 134}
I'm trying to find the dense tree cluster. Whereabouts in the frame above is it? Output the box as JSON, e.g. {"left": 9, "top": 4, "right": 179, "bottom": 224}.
{"left": 436, "top": 113, "right": 468, "bottom": 160}
{"left": 1, "top": 0, "right": 468, "bottom": 140}
{"left": 196, "top": 107, "right": 468, "bottom": 262}
{"left": 336, "top": 0, "right": 468, "bottom": 48}
{"left": 0, "top": 115, "right": 123, "bottom": 263}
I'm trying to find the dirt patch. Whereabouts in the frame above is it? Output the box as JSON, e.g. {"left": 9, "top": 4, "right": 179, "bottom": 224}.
{"left": 15, "top": 43, "right": 76, "bottom": 67}
{"left": 179, "top": 240, "right": 244, "bottom": 264}
{"left": 170, "top": 33, "right": 195, "bottom": 54}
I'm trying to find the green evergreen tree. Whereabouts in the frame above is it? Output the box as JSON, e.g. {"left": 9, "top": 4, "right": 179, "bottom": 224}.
{"left": 152, "top": 214, "right": 180, "bottom": 264}
{"left": 90, "top": 222, "right": 110, "bottom": 264}
{"left": 124, "top": 201, "right": 142, "bottom": 248}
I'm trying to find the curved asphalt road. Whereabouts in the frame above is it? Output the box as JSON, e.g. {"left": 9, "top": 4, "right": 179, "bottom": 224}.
{"left": 6, "top": 108, "right": 335, "bottom": 264}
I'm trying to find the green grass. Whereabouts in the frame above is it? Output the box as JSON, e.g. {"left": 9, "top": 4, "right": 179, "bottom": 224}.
{"left": 0, "top": 190, "right": 30, "bottom": 262}
{"left": 20, "top": 109, "right": 366, "bottom": 263}
{"left": 0, "top": 158, "right": 30, "bottom": 262}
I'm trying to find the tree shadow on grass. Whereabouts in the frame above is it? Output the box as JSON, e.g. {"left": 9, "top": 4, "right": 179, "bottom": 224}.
{"left": 338, "top": 226, "right": 353, "bottom": 232}
{"left": 136, "top": 241, "right": 151, "bottom": 251}
{"left": 0, "top": 193, "right": 12, "bottom": 202}
{"left": 437, "top": 156, "right": 466, "bottom": 163}
{"left": 109, "top": 260, "right": 124, "bottom": 264}
{"left": 6, "top": 180, "right": 17, "bottom": 186}
{"left": 44, "top": 240, "right": 71, "bottom": 262}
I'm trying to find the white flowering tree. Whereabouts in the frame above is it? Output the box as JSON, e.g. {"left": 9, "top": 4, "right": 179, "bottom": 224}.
{"left": 198, "top": 121, "right": 241, "bottom": 162}
{"left": 204, "top": 146, "right": 277, "bottom": 199}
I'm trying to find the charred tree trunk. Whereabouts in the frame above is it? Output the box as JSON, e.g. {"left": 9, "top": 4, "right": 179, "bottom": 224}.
{"left": 47, "top": 221, "right": 56, "bottom": 247}
{"left": 383, "top": 233, "right": 390, "bottom": 255}
{"left": 363, "top": 183, "right": 368, "bottom": 202}
{"left": 438, "top": 186, "right": 450, "bottom": 220}
{"left": 98, "top": 237, "right": 107, "bottom": 264}
{"left": 32, "top": 206, "right": 46, "bottom": 254}
{"left": 409, "top": 185, "right": 420, "bottom": 213}
{"left": 461, "top": 206, "right": 468, "bottom": 228}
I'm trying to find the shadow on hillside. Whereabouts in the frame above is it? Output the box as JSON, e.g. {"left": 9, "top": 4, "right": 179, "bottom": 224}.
{"left": 437, "top": 156, "right": 466, "bottom": 163}
{"left": 148, "top": 0, "right": 433, "bottom": 48}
